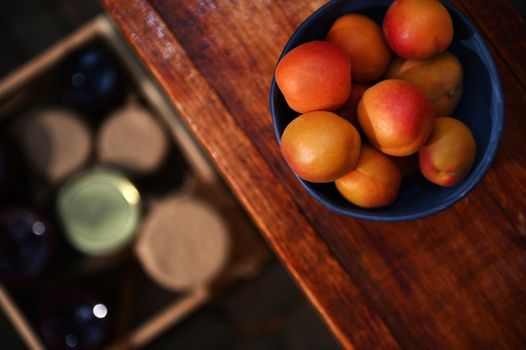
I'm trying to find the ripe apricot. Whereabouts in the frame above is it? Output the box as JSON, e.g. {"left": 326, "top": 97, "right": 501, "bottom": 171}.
{"left": 383, "top": 0, "right": 453, "bottom": 59}
{"left": 419, "top": 117, "right": 476, "bottom": 186}
{"left": 275, "top": 41, "right": 351, "bottom": 113}
{"left": 336, "top": 145, "right": 401, "bottom": 208}
{"left": 327, "top": 14, "right": 391, "bottom": 82}
{"left": 281, "top": 111, "right": 361, "bottom": 183}
{"left": 386, "top": 52, "right": 463, "bottom": 116}
{"left": 358, "top": 79, "right": 435, "bottom": 156}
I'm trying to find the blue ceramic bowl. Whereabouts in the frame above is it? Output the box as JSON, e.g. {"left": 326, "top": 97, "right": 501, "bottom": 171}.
{"left": 269, "top": 0, "right": 504, "bottom": 222}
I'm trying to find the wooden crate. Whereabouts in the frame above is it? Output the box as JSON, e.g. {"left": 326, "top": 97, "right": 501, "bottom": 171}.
{"left": 0, "top": 15, "right": 268, "bottom": 350}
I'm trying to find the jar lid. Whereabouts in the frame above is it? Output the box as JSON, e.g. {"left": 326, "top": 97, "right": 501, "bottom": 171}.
{"left": 57, "top": 168, "right": 140, "bottom": 256}
{"left": 15, "top": 107, "right": 91, "bottom": 184}
{"left": 97, "top": 99, "right": 169, "bottom": 175}
{"left": 136, "top": 196, "right": 230, "bottom": 291}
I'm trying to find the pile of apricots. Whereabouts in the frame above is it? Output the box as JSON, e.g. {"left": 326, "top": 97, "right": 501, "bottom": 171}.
{"left": 276, "top": 0, "right": 476, "bottom": 209}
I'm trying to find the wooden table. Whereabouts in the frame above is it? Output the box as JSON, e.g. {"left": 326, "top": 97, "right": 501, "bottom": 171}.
{"left": 102, "top": 0, "right": 526, "bottom": 348}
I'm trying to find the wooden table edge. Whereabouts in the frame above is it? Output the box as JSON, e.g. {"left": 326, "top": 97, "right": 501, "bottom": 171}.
{"left": 101, "top": 0, "right": 401, "bottom": 348}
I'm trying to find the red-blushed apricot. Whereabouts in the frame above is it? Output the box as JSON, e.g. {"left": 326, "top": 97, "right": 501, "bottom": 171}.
{"left": 394, "top": 153, "right": 419, "bottom": 178}
{"left": 327, "top": 14, "right": 391, "bottom": 82}
{"left": 335, "top": 83, "right": 370, "bottom": 129}
{"left": 275, "top": 41, "right": 351, "bottom": 113}
{"left": 419, "top": 117, "right": 476, "bottom": 186}
{"left": 357, "top": 79, "right": 435, "bottom": 156}
{"left": 383, "top": 0, "right": 453, "bottom": 59}
{"left": 280, "top": 111, "right": 361, "bottom": 183}
{"left": 335, "top": 145, "right": 401, "bottom": 208}
{"left": 385, "top": 52, "right": 463, "bottom": 116}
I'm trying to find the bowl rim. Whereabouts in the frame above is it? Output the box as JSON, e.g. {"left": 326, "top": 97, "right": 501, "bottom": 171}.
{"left": 269, "top": 0, "right": 504, "bottom": 222}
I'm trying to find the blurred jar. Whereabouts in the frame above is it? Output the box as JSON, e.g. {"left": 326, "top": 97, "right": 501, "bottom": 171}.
{"left": 59, "top": 48, "right": 126, "bottom": 114}
{"left": 56, "top": 167, "right": 141, "bottom": 256}
{"left": 40, "top": 290, "right": 112, "bottom": 350}
{"left": 97, "top": 98, "right": 169, "bottom": 176}
{"left": 13, "top": 107, "right": 92, "bottom": 184}
{"left": 0, "top": 208, "right": 52, "bottom": 285}
{"left": 136, "top": 196, "right": 230, "bottom": 292}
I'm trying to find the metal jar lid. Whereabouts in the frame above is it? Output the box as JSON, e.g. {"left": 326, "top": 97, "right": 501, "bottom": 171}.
{"left": 57, "top": 167, "right": 140, "bottom": 256}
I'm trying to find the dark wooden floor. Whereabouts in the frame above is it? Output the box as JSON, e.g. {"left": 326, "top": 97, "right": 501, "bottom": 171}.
{"left": 0, "top": 0, "right": 101, "bottom": 78}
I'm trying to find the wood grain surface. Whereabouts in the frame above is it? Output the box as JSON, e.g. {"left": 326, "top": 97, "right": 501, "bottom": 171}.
{"left": 102, "top": 0, "right": 526, "bottom": 348}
